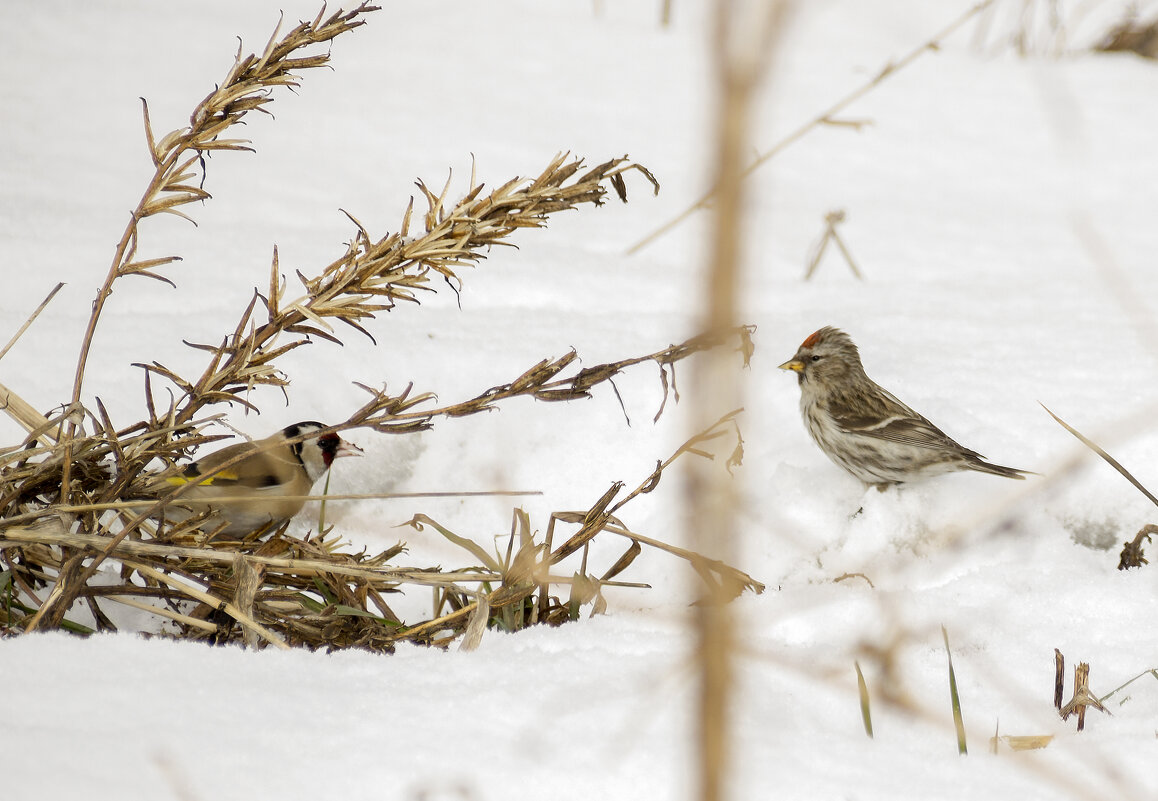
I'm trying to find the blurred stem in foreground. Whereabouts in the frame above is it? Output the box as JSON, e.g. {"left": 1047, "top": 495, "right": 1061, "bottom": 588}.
{"left": 691, "top": 3, "right": 792, "bottom": 801}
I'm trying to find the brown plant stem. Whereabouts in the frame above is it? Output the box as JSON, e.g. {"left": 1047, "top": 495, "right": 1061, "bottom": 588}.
{"left": 55, "top": 5, "right": 379, "bottom": 515}
{"left": 627, "top": 0, "right": 996, "bottom": 255}
{"left": 691, "top": 4, "right": 790, "bottom": 801}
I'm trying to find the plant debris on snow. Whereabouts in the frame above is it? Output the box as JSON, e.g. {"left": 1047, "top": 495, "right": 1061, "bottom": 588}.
{"left": 0, "top": 3, "right": 760, "bottom": 651}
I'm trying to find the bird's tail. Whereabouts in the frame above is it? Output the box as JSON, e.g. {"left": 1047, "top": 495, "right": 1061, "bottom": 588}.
{"left": 968, "top": 457, "right": 1034, "bottom": 480}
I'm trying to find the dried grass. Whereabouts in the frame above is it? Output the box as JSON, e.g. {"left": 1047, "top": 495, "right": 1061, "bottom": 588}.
{"left": 1043, "top": 404, "right": 1157, "bottom": 570}
{"left": 0, "top": 3, "right": 761, "bottom": 651}
{"left": 627, "top": 0, "right": 996, "bottom": 256}
{"left": 1095, "top": 13, "right": 1158, "bottom": 59}
{"left": 1, "top": 400, "right": 760, "bottom": 651}
{"left": 688, "top": 3, "right": 791, "bottom": 800}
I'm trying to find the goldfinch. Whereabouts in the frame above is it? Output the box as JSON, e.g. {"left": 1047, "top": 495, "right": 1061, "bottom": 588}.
{"left": 160, "top": 421, "right": 362, "bottom": 535}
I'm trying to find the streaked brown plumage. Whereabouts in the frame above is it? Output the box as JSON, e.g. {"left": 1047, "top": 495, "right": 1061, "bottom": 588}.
{"left": 159, "top": 421, "right": 361, "bottom": 534}
{"left": 778, "top": 327, "right": 1030, "bottom": 488}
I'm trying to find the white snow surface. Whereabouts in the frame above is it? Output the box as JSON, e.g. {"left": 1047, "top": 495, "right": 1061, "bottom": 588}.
{"left": 3, "top": 1, "right": 1158, "bottom": 799}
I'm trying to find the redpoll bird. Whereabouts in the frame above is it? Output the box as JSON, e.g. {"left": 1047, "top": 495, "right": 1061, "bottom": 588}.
{"left": 778, "top": 327, "right": 1029, "bottom": 488}
{"left": 159, "top": 421, "right": 362, "bottom": 535}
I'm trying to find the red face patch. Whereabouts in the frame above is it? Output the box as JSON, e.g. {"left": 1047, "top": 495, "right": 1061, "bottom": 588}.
{"left": 318, "top": 432, "right": 342, "bottom": 466}
{"left": 801, "top": 329, "right": 824, "bottom": 348}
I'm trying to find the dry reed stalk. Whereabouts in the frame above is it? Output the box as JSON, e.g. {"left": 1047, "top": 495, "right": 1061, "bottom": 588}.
{"left": 402, "top": 409, "right": 761, "bottom": 643}
{"left": 1097, "top": 667, "right": 1158, "bottom": 706}
{"left": 0, "top": 282, "right": 64, "bottom": 365}
{"left": 990, "top": 733, "right": 1054, "bottom": 752}
{"left": 804, "top": 210, "right": 863, "bottom": 280}
{"left": 0, "top": 2, "right": 761, "bottom": 656}
{"left": 1095, "top": 13, "right": 1158, "bottom": 59}
{"left": 17, "top": 4, "right": 382, "bottom": 629}
{"left": 689, "top": 4, "right": 790, "bottom": 800}
{"left": 0, "top": 326, "right": 758, "bottom": 648}
{"left": 1059, "top": 661, "right": 1110, "bottom": 732}
{"left": 0, "top": 284, "right": 67, "bottom": 455}
{"left": 57, "top": 3, "right": 381, "bottom": 507}
{"left": 14, "top": 153, "right": 661, "bottom": 629}
{"left": 627, "top": 0, "right": 997, "bottom": 256}
{"left": 1043, "top": 404, "right": 1158, "bottom": 570}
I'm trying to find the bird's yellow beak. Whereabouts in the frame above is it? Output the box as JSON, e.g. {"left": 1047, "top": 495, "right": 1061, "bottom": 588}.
{"left": 778, "top": 359, "right": 805, "bottom": 373}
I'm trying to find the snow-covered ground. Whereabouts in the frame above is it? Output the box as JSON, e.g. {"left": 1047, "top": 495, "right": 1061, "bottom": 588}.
{"left": 3, "top": 1, "right": 1158, "bottom": 798}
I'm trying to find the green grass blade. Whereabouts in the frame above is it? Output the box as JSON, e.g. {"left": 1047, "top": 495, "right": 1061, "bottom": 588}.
{"left": 855, "top": 660, "right": 873, "bottom": 738}
{"left": 942, "top": 625, "right": 967, "bottom": 755}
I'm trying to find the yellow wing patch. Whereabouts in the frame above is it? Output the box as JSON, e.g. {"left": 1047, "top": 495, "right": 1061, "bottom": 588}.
{"left": 166, "top": 469, "right": 240, "bottom": 486}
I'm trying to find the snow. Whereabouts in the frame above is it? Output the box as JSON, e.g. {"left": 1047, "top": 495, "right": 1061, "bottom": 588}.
{"left": 3, "top": 1, "right": 1158, "bottom": 799}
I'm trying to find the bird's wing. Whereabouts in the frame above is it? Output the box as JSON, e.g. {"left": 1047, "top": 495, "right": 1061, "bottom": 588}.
{"left": 829, "top": 384, "right": 984, "bottom": 458}
{"left": 167, "top": 440, "right": 296, "bottom": 489}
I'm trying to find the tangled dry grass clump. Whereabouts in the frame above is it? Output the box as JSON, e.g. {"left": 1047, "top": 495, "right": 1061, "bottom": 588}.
{"left": 0, "top": 4, "right": 762, "bottom": 649}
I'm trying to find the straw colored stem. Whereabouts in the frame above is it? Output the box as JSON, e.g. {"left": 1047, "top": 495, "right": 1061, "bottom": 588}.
{"left": 626, "top": 0, "right": 997, "bottom": 255}
{"left": 121, "top": 559, "right": 288, "bottom": 649}
{"left": 103, "top": 594, "right": 218, "bottom": 633}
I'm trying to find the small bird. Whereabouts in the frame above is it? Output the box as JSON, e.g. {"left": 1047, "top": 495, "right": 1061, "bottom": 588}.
{"left": 159, "top": 421, "right": 362, "bottom": 535}
{"left": 778, "top": 327, "right": 1030, "bottom": 488}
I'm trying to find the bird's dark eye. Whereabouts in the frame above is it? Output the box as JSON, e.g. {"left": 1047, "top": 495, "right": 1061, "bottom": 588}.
{"left": 810, "top": 355, "right": 822, "bottom": 362}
